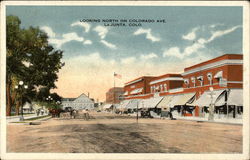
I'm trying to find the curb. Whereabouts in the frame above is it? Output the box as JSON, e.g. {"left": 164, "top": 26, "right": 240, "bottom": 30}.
{"left": 175, "top": 117, "right": 243, "bottom": 125}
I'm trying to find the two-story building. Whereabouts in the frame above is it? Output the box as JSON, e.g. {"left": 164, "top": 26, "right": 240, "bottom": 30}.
{"left": 119, "top": 54, "right": 243, "bottom": 120}
{"left": 181, "top": 54, "right": 243, "bottom": 118}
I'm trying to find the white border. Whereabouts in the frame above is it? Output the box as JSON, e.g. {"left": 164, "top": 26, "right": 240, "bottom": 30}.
{"left": 0, "top": 1, "right": 249, "bottom": 160}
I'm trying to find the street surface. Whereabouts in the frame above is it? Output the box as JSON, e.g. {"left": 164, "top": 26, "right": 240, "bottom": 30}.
{"left": 7, "top": 112, "right": 242, "bottom": 153}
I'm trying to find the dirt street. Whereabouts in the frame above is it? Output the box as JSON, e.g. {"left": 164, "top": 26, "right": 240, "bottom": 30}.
{"left": 7, "top": 112, "right": 242, "bottom": 153}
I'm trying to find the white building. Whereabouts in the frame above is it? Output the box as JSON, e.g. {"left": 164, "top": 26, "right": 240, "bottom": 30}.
{"left": 62, "top": 93, "right": 94, "bottom": 110}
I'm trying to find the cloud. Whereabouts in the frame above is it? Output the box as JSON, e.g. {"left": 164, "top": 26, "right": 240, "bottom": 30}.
{"left": 164, "top": 25, "right": 241, "bottom": 59}
{"left": 71, "top": 21, "right": 91, "bottom": 33}
{"left": 48, "top": 32, "right": 84, "bottom": 48}
{"left": 53, "top": 52, "right": 183, "bottom": 101}
{"left": 209, "top": 23, "right": 224, "bottom": 28}
{"left": 140, "top": 53, "right": 158, "bottom": 60}
{"left": 121, "top": 57, "right": 136, "bottom": 64}
{"left": 41, "top": 26, "right": 56, "bottom": 38}
{"left": 183, "top": 42, "right": 205, "bottom": 56}
{"left": 133, "top": 28, "right": 160, "bottom": 42}
{"left": 93, "top": 26, "right": 108, "bottom": 39}
{"left": 206, "top": 25, "right": 241, "bottom": 43}
{"left": 83, "top": 40, "right": 92, "bottom": 45}
{"left": 163, "top": 47, "right": 183, "bottom": 59}
{"left": 100, "top": 40, "right": 117, "bottom": 49}
{"left": 182, "top": 27, "right": 199, "bottom": 41}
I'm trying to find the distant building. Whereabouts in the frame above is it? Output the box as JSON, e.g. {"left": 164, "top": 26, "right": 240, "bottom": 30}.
{"left": 106, "top": 87, "right": 124, "bottom": 104}
{"left": 62, "top": 93, "right": 94, "bottom": 110}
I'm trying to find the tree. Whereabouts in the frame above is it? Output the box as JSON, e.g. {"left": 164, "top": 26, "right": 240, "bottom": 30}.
{"left": 6, "top": 15, "right": 63, "bottom": 116}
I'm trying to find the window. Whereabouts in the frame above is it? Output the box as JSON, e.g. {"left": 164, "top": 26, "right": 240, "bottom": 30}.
{"left": 164, "top": 84, "right": 167, "bottom": 91}
{"left": 197, "top": 76, "right": 203, "bottom": 86}
{"left": 184, "top": 79, "right": 189, "bottom": 88}
{"left": 207, "top": 73, "right": 212, "bottom": 85}
{"left": 160, "top": 84, "right": 163, "bottom": 92}
{"left": 155, "top": 85, "right": 159, "bottom": 92}
{"left": 191, "top": 77, "right": 196, "bottom": 87}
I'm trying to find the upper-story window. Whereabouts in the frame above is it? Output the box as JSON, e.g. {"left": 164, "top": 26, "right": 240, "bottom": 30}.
{"left": 184, "top": 79, "right": 189, "bottom": 88}
{"left": 214, "top": 71, "right": 226, "bottom": 87}
{"left": 214, "top": 71, "right": 223, "bottom": 80}
{"left": 164, "top": 84, "right": 167, "bottom": 91}
{"left": 191, "top": 77, "right": 196, "bottom": 87}
{"left": 156, "top": 85, "right": 159, "bottom": 92}
{"left": 160, "top": 84, "right": 163, "bottom": 92}
{"left": 150, "top": 86, "right": 153, "bottom": 93}
{"left": 207, "top": 73, "right": 213, "bottom": 85}
{"left": 197, "top": 76, "right": 203, "bottom": 86}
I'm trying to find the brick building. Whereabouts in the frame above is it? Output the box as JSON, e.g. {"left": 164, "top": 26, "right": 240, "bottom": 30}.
{"left": 106, "top": 87, "right": 124, "bottom": 104}
{"left": 149, "top": 74, "right": 184, "bottom": 96}
{"left": 181, "top": 54, "right": 243, "bottom": 118}
{"left": 123, "top": 76, "right": 155, "bottom": 99}
{"left": 120, "top": 54, "right": 243, "bottom": 120}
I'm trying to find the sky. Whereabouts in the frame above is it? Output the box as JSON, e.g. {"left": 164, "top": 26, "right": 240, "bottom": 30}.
{"left": 6, "top": 6, "right": 243, "bottom": 102}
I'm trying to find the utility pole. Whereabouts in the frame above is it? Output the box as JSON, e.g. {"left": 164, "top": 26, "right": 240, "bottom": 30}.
{"left": 208, "top": 87, "right": 215, "bottom": 121}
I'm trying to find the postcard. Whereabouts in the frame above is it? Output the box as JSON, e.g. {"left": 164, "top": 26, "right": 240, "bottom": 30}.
{"left": 0, "top": 1, "right": 249, "bottom": 160}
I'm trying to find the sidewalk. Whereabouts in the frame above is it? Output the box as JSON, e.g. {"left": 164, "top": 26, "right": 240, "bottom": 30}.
{"left": 6, "top": 114, "right": 50, "bottom": 123}
{"left": 175, "top": 116, "right": 242, "bottom": 125}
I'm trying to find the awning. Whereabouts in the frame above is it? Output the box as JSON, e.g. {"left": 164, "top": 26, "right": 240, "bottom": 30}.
{"left": 156, "top": 96, "right": 174, "bottom": 108}
{"left": 195, "top": 90, "right": 225, "bottom": 107}
{"left": 103, "top": 104, "right": 113, "bottom": 109}
{"left": 168, "top": 94, "right": 183, "bottom": 108}
{"left": 227, "top": 89, "right": 243, "bottom": 106}
{"left": 123, "top": 91, "right": 128, "bottom": 96}
{"left": 130, "top": 88, "right": 143, "bottom": 94}
{"left": 216, "top": 89, "right": 243, "bottom": 106}
{"left": 119, "top": 100, "right": 131, "bottom": 109}
{"left": 126, "top": 99, "right": 140, "bottom": 109}
{"left": 214, "top": 71, "right": 223, "bottom": 78}
{"left": 174, "top": 93, "right": 196, "bottom": 106}
{"left": 140, "top": 97, "right": 163, "bottom": 109}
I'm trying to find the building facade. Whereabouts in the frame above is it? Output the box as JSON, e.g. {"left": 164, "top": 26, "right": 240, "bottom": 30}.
{"left": 181, "top": 54, "right": 243, "bottom": 118}
{"left": 106, "top": 87, "right": 124, "bottom": 104}
{"left": 62, "top": 93, "right": 94, "bottom": 110}
{"left": 149, "top": 74, "right": 184, "bottom": 97}
{"left": 124, "top": 76, "right": 155, "bottom": 99}
{"left": 120, "top": 54, "right": 243, "bottom": 120}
